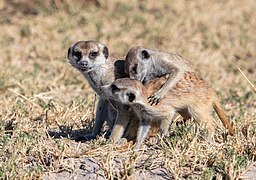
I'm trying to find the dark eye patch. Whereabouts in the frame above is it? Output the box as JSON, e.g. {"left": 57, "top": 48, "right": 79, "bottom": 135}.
{"left": 141, "top": 50, "right": 150, "bottom": 59}
{"left": 111, "top": 84, "right": 120, "bottom": 93}
{"left": 72, "top": 50, "right": 82, "bottom": 61}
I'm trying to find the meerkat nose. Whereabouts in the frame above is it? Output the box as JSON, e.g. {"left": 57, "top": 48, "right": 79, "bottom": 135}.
{"left": 79, "top": 61, "right": 88, "bottom": 67}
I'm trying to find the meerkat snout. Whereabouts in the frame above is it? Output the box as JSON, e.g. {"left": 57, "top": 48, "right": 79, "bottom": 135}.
{"left": 78, "top": 60, "right": 89, "bottom": 69}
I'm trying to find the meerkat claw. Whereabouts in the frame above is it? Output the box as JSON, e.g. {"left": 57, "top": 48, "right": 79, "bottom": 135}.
{"left": 155, "top": 98, "right": 160, "bottom": 105}
{"left": 148, "top": 94, "right": 162, "bottom": 106}
{"left": 148, "top": 97, "right": 155, "bottom": 105}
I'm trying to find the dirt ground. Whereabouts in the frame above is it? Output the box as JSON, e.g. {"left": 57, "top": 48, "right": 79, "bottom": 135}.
{"left": 44, "top": 157, "right": 170, "bottom": 180}
{"left": 43, "top": 158, "right": 256, "bottom": 180}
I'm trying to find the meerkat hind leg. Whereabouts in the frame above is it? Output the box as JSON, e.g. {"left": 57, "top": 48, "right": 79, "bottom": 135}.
{"left": 189, "top": 106, "right": 216, "bottom": 140}
{"left": 116, "top": 138, "right": 128, "bottom": 146}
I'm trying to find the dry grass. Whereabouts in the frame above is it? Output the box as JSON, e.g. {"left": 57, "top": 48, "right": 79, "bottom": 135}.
{"left": 0, "top": 0, "right": 255, "bottom": 179}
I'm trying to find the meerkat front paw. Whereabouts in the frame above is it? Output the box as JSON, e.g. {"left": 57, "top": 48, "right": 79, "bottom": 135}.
{"left": 116, "top": 138, "right": 128, "bottom": 146}
{"left": 148, "top": 136, "right": 158, "bottom": 145}
{"left": 148, "top": 90, "right": 165, "bottom": 105}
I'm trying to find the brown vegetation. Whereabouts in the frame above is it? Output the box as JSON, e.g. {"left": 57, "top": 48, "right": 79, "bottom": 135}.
{"left": 0, "top": 0, "right": 255, "bottom": 179}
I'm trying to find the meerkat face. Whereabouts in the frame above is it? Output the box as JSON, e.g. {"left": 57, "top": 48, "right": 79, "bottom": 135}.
{"left": 125, "top": 46, "right": 152, "bottom": 83}
{"left": 67, "top": 40, "right": 109, "bottom": 73}
{"left": 101, "top": 78, "right": 144, "bottom": 105}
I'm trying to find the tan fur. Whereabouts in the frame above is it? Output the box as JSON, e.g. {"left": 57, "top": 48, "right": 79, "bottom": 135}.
{"left": 125, "top": 46, "right": 194, "bottom": 105}
{"left": 149, "top": 72, "right": 234, "bottom": 136}
{"left": 102, "top": 72, "right": 234, "bottom": 149}
{"left": 67, "top": 41, "right": 165, "bottom": 143}
{"left": 164, "top": 72, "right": 234, "bottom": 135}
{"left": 213, "top": 102, "right": 235, "bottom": 135}
{"left": 123, "top": 76, "right": 168, "bottom": 141}
{"left": 68, "top": 40, "right": 126, "bottom": 140}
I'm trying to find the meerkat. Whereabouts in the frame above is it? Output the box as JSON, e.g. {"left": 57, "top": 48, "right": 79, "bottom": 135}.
{"left": 104, "top": 72, "right": 169, "bottom": 144}
{"left": 124, "top": 46, "right": 195, "bottom": 105}
{"left": 101, "top": 72, "right": 235, "bottom": 149}
{"left": 67, "top": 40, "right": 162, "bottom": 143}
{"left": 67, "top": 40, "right": 126, "bottom": 140}
{"left": 122, "top": 75, "right": 169, "bottom": 142}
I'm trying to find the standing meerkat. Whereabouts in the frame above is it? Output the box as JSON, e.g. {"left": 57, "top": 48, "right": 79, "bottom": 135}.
{"left": 125, "top": 46, "right": 195, "bottom": 105}
{"left": 102, "top": 72, "right": 235, "bottom": 150}
{"left": 67, "top": 40, "right": 125, "bottom": 140}
{"left": 67, "top": 41, "right": 161, "bottom": 143}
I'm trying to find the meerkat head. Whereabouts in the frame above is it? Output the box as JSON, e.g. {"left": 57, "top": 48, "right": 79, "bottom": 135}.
{"left": 101, "top": 78, "right": 146, "bottom": 105}
{"left": 67, "top": 40, "right": 109, "bottom": 73}
{"left": 124, "top": 46, "right": 152, "bottom": 83}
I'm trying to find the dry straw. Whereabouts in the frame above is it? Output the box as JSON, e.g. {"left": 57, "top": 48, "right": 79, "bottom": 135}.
{"left": 238, "top": 68, "right": 256, "bottom": 93}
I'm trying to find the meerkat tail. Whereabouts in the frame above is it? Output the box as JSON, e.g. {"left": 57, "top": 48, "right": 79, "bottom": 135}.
{"left": 213, "top": 101, "right": 235, "bottom": 136}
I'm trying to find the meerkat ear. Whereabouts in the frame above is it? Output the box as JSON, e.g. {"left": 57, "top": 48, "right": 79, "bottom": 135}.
{"left": 103, "top": 46, "right": 109, "bottom": 59}
{"left": 67, "top": 47, "right": 71, "bottom": 58}
{"left": 141, "top": 50, "right": 150, "bottom": 60}
{"left": 126, "top": 92, "right": 136, "bottom": 102}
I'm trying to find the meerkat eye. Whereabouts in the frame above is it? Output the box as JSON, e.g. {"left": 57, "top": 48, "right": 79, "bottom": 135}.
{"left": 72, "top": 51, "right": 82, "bottom": 61}
{"left": 89, "top": 51, "right": 98, "bottom": 59}
{"left": 111, "top": 84, "right": 120, "bottom": 93}
{"left": 141, "top": 50, "right": 150, "bottom": 59}
{"left": 126, "top": 92, "right": 136, "bottom": 102}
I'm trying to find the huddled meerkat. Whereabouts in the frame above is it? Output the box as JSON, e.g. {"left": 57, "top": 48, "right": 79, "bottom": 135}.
{"left": 102, "top": 72, "right": 235, "bottom": 149}
{"left": 121, "top": 75, "right": 169, "bottom": 142}
{"left": 124, "top": 46, "right": 195, "bottom": 105}
{"left": 67, "top": 41, "right": 163, "bottom": 143}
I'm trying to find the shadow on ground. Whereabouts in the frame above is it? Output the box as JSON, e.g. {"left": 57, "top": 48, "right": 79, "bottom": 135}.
{"left": 48, "top": 125, "right": 110, "bottom": 142}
